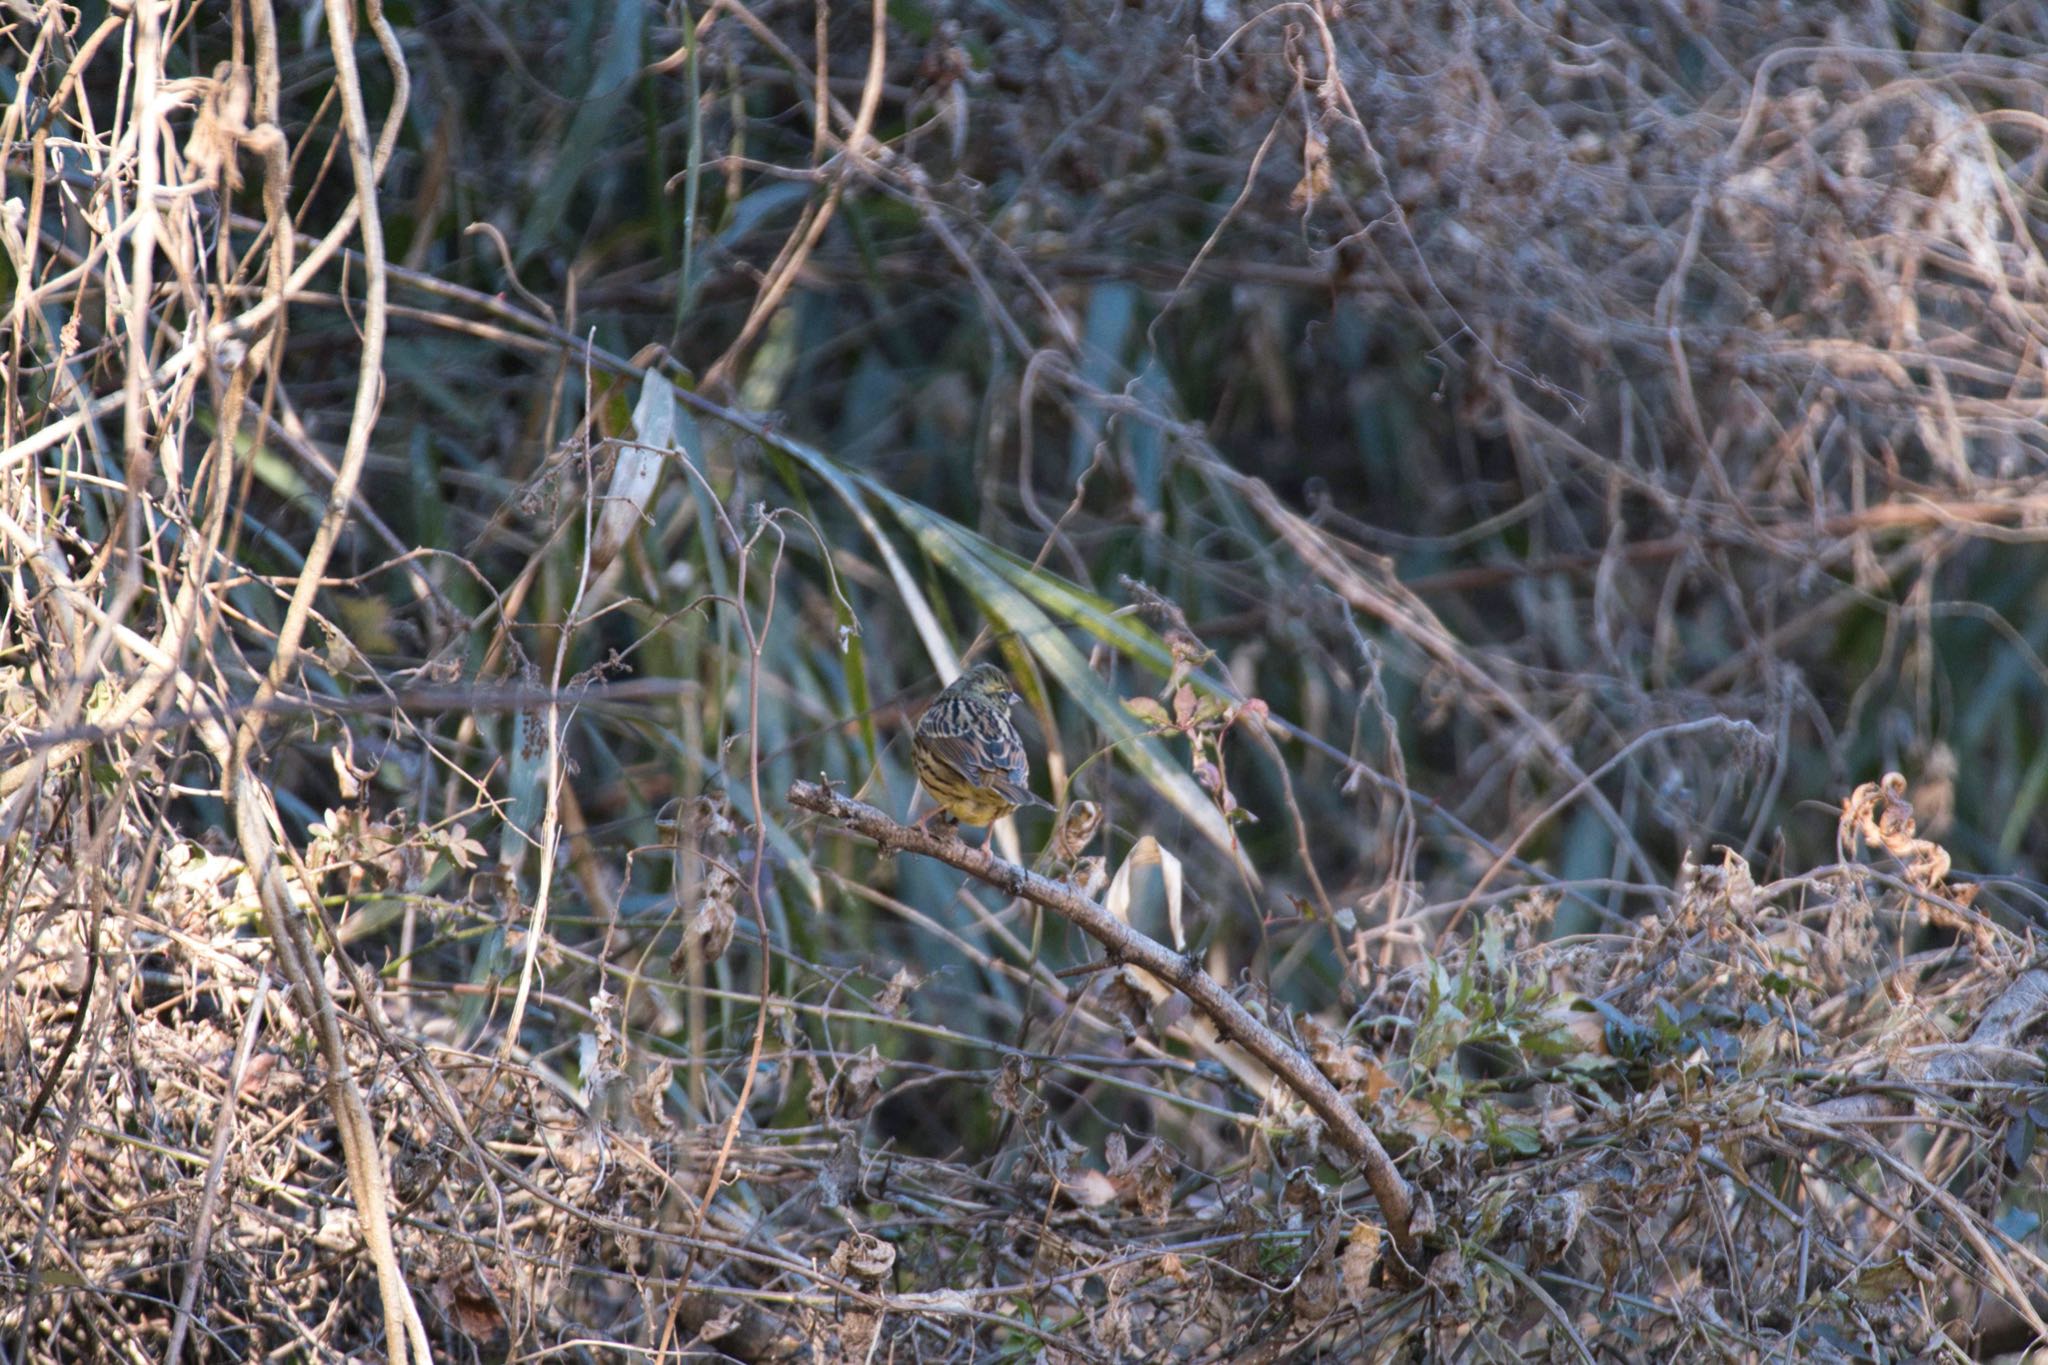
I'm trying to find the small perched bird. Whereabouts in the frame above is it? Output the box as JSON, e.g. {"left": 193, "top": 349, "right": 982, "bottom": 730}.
{"left": 912, "top": 663, "right": 1052, "bottom": 828}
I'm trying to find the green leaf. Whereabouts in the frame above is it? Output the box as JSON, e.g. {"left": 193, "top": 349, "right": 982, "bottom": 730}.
{"left": 520, "top": 0, "right": 646, "bottom": 258}
{"left": 457, "top": 922, "right": 508, "bottom": 1044}
{"left": 2007, "top": 1113, "right": 2035, "bottom": 1171}
{"left": 969, "top": 535, "right": 1178, "bottom": 674}
{"left": 876, "top": 492, "right": 1254, "bottom": 878}
{"left": 1125, "top": 695, "right": 1171, "bottom": 727}
{"left": 757, "top": 450, "right": 876, "bottom": 771}
{"left": 744, "top": 432, "right": 958, "bottom": 681}
{"left": 499, "top": 688, "right": 549, "bottom": 871}
{"left": 1071, "top": 282, "right": 1138, "bottom": 481}
{"left": 407, "top": 426, "right": 447, "bottom": 550}
{"left": 1997, "top": 1205, "right": 2042, "bottom": 1240}
{"left": 1127, "top": 361, "right": 1172, "bottom": 510}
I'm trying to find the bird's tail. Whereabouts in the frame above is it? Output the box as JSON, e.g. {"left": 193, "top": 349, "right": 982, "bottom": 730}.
{"left": 996, "top": 779, "right": 1054, "bottom": 811}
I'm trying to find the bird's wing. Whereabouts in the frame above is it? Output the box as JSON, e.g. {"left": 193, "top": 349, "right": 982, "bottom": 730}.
{"left": 916, "top": 727, "right": 1019, "bottom": 783}
{"left": 919, "top": 722, "right": 1050, "bottom": 809}
{"left": 913, "top": 728, "right": 985, "bottom": 776}
{"left": 975, "top": 726, "right": 1032, "bottom": 788}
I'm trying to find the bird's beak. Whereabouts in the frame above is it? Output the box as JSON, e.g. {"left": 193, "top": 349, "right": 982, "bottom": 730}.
{"left": 1007, "top": 690, "right": 1023, "bottom": 708}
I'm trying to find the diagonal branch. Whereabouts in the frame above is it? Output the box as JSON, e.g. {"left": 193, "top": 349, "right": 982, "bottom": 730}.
{"left": 787, "top": 779, "right": 1418, "bottom": 1269}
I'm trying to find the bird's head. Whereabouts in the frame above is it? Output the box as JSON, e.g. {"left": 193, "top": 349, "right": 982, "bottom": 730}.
{"left": 957, "top": 662, "right": 1022, "bottom": 708}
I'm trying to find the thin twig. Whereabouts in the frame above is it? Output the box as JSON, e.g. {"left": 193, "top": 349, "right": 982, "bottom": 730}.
{"left": 787, "top": 778, "right": 1419, "bottom": 1270}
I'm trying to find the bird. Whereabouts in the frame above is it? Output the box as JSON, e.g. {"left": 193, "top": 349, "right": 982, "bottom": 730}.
{"left": 912, "top": 663, "right": 1053, "bottom": 829}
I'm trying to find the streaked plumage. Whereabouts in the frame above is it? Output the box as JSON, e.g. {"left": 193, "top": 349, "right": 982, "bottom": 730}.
{"left": 912, "top": 664, "right": 1051, "bottom": 827}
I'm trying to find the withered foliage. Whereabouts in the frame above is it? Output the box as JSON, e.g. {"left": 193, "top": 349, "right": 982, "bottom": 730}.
{"left": 7, "top": 0, "right": 2048, "bottom": 1361}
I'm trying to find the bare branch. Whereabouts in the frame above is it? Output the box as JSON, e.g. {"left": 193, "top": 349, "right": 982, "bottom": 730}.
{"left": 786, "top": 778, "right": 1419, "bottom": 1269}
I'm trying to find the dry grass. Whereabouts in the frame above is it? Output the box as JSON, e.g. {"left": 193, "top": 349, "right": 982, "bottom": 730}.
{"left": 6, "top": 1, "right": 2048, "bottom": 1360}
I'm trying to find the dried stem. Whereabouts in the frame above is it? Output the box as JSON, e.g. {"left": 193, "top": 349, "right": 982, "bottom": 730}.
{"left": 787, "top": 778, "right": 1419, "bottom": 1269}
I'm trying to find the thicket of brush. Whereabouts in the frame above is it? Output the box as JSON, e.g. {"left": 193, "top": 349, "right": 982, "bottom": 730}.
{"left": 6, "top": 1, "right": 2048, "bottom": 1360}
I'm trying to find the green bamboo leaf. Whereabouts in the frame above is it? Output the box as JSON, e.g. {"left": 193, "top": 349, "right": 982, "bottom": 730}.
{"left": 590, "top": 371, "right": 680, "bottom": 576}
{"left": 407, "top": 427, "right": 447, "bottom": 550}
{"left": 671, "top": 0, "right": 706, "bottom": 326}
{"left": 458, "top": 922, "right": 508, "bottom": 1045}
{"left": 759, "top": 447, "right": 878, "bottom": 771}
{"left": 969, "top": 535, "right": 1177, "bottom": 675}
{"left": 734, "top": 769, "right": 821, "bottom": 913}
{"left": 665, "top": 401, "right": 1230, "bottom": 872}
{"left": 739, "top": 431, "right": 957, "bottom": 679}
{"left": 875, "top": 493, "right": 1254, "bottom": 879}
{"left": 1127, "top": 361, "right": 1170, "bottom": 511}
{"left": 1072, "top": 282, "right": 1138, "bottom": 481}
{"left": 520, "top": 0, "right": 645, "bottom": 259}
{"left": 642, "top": 709, "right": 823, "bottom": 912}
{"left": 498, "top": 680, "right": 549, "bottom": 870}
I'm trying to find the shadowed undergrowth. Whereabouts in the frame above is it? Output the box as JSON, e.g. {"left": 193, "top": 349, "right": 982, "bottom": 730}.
{"left": 5, "top": 0, "right": 2048, "bottom": 1359}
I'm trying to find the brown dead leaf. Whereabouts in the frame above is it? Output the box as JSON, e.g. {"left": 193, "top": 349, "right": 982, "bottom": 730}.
{"left": 826, "top": 1046, "right": 888, "bottom": 1121}
{"left": 874, "top": 965, "right": 919, "bottom": 1019}
{"left": 1105, "top": 1134, "right": 1176, "bottom": 1219}
{"left": 1300, "top": 1014, "right": 1371, "bottom": 1087}
{"left": 428, "top": 1259, "right": 508, "bottom": 1342}
{"left": 1290, "top": 129, "right": 1331, "bottom": 211}
{"left": 992, "top": 1053, "right": 1047, "bottom": 1123}
{"left": 826, "top": 1232, "right": 896, "bottom": 1285}
{"left": 1066, "top": 1168, "right": 1119, "bottom": 1209}
{"left": 1341, "top": 1219, "right": 1383, "bottom": 1298}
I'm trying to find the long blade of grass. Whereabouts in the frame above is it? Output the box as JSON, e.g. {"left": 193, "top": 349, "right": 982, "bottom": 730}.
{"left": 737, "top": 422, "right": 957, "bottom": 677}
{"left": 873, "top": 489, "right": 1253, "bottom": 879}
{"left": 661, "top": 393, "right": 1260, "bottom": 874}
{"left": 519, "top": 0, "right": 646, "bottom": 259}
